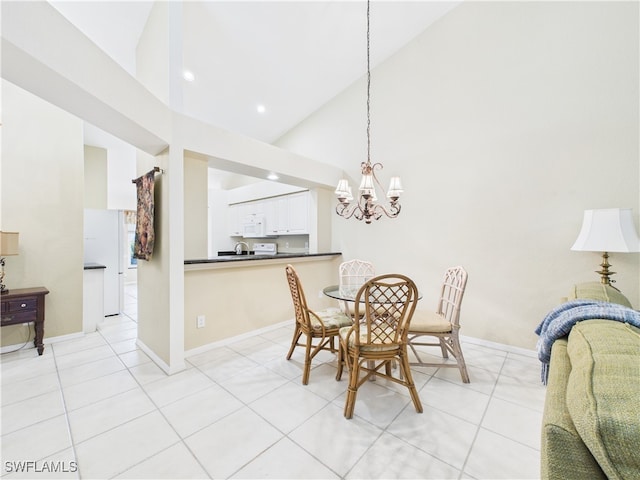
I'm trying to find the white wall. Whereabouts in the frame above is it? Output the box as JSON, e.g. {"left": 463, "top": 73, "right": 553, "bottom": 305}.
{"left": 208, "top": 188, "right": 230, "bottom": 256}
{"left": 107, "top": 144, "right": 136, "bottom": 211}
{"left": 226, "top": 181, "right": 305, "bottom": 204}
{"left": 84, "top": 145, "right": 107, "bottom": 209}
{"left": 276, "top": 2, "right": 640, "bottom": 349}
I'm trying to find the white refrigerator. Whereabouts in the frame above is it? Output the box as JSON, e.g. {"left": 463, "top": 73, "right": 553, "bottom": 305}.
{"left": 83, "top": 209, "right": 126, "bottom": 316}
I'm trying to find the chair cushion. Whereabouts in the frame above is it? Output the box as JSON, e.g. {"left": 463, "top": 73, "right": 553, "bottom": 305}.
{"left": 409, "top": 309, "right": 451, "bottom": 333}
{"left": 566, "top": 320, "right": 640, "bottom": 480}
{"left": 568, "top": 282, "right": 633, "bottom": 308}
{"left": 339, "top": 326, "right": 399, "bottom": 351}
{"left": 310, "top": 309, "right": 352, "bottom": 332}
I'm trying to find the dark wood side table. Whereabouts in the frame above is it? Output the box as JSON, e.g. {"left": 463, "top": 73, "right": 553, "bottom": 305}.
{"left": 1, "top": 287, "right": 50, "bottom": 355}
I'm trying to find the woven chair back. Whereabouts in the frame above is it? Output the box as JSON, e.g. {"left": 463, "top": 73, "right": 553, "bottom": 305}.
{"left": 437, "top": 266, "right": 468, "bottom": 328}
{"left": 353, "top": 273, "right": 419, "bottom": 347}
{"left": 285, "top": 264, "right": 310, "bottom": 329}
{"left": 339, "top": 259, "right": 375, "bottom": 297}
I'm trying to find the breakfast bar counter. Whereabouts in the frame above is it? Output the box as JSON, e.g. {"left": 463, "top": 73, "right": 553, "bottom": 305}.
{"left": 184, "top": 252, "right": 341, "bottom": 270}
{"left": 183, "top": 252, "right": 342, "bottom": 352}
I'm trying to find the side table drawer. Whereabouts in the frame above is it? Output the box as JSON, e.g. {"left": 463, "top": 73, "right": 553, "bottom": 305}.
{"left": 7, "top": 299, "right": 37, "bottom": 313}
{"left": 0, "top": 287, "right": 49, "bottom": 355}
{"left": 1, "top": 310, "right": 37, "bottom": 325}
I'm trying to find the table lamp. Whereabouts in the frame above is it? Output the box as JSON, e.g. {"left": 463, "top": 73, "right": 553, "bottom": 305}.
{"left": 0, "top": 231, "right": 19, "bottom": 293}
{"left": 571, "top": 208, "right": 640, "bottom": 285}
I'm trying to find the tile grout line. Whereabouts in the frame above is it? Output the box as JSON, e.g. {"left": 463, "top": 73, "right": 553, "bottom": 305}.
{"left": 93, "top": 324, "right": 216, "bottom": 479}
{"left": 457, "top": 353, "right": 508, "bottom": 480}
{"left": 49, "top": 341, "right": 82, "bottom": 479}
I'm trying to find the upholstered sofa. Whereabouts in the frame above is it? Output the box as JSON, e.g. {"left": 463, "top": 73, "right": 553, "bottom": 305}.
{"left": 540, "top": 282, "right": 640, "bottom": 480}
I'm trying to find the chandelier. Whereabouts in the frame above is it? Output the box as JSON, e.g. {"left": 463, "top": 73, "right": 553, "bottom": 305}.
{"left": 334, "top": 0, "right": 403, "bottom": 224}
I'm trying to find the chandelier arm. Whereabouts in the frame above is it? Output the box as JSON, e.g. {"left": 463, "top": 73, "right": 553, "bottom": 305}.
{"left": 336, "top": 202, "right": 365, "bottom": 221}
{"left": 370, "top": 202, "right": 401, "bottom": 219}
{"left": 370, "top": 162, "right": 386, "bottom": 195}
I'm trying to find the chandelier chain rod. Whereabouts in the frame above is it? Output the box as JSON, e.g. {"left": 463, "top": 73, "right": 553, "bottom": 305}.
{"left": 366, "top": 0, "right": 371, "bottom": 166}
{"left": 334, "top": 0, "right": 402, "bottom": 223}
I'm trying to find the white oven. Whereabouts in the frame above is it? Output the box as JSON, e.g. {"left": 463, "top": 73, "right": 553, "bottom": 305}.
{"left": 253, "top": 243, "right": 277, "bottom": 255}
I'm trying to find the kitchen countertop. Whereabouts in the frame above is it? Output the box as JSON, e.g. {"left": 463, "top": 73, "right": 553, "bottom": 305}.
{"left": 184, "top": 252, "right": 341, "bottom": 265}
{"left": 84, "top": 263, "right": 107, "bottom": 270}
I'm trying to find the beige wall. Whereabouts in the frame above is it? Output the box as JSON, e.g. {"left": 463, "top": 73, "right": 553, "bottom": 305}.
{"left": 134, "top": 2, "right": 187, "bottom": 373}
{"left": 276, "top": 2, "right": 640, "bottom": 350}
{"left": 83, "top": 145, "right": 107, "bottom": 209}
{"left": 184, "top": 154, "right": 208, "bottom": 259}
{"left": 184, "top": 256, "right": 341, "bottom": 352}
{"left": 1, "top": 81, "right": 84, "bottom": 347}
{"left": 135, "top": 150, "right": 171, "bottom": 365}
{"left": 312, "top": 187, "right": 334, "bottom": 253}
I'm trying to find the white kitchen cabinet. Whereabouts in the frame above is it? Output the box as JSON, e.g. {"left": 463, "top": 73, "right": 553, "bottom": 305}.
{"left": 267, "top": 191, "right": 309, "bottom": 235}
{"left": 228, "top": 203, "right": 250, "bottom": 236}
{"left": 228, "top": 191, "right": 309, "bottom": 237}
{"left": 275, "top": 196, "right": 289, "bottom": 234}
{"left": 284, "top": 191, "right": 309, "bottom": 234}
{"left": 262, "top": 197, "right": 280, "bottom": 236}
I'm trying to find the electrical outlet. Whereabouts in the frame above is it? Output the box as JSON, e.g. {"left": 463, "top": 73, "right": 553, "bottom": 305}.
{"left": 196, "top": 315, "right": 205, "bottom": 328}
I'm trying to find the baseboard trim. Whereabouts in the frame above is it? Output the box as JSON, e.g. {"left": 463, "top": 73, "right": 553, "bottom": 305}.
{"left": 185, "top": 320, "right": 290, "bottom": 358}
{"left": 1, "top": 331, "right": 85, "bottom": 354}
{"left": 460, "top": 334, "right": 537, "bottom": 358}
{"left": 135, "top": 338, "right": 186, "bottom": 375}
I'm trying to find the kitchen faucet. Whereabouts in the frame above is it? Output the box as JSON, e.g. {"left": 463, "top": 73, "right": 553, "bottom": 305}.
{"left": 234, "top": 241, "right": 250, "bottom": 255}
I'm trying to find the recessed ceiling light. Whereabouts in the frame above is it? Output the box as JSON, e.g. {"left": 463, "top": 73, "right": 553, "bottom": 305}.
{"left": 256, "top": 104, "right": 266, "bottom": 114}
{"left": 183, "top": 70, "right": 195, "bottom": 82}
{"left": 267, "top": 173, "right": 279, "bottom": 180}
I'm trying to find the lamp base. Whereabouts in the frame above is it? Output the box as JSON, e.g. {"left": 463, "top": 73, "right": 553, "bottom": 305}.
{"left": 596, "top": 251, "right": 615, "bottom": 285}
{"left": 0, "top": 257, "right": 6, "bottom": 294}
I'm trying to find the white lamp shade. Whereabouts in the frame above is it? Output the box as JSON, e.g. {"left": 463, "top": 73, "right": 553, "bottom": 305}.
{"left": 388, "top": 176, "right": 403, "bottom": 192}
{"left": 387, "top": 176, "right": 403, "bottom": 198}
{"left": 359, "top": 173, "right": 374, "bottom": 191}
{"left": 0, "top": 231, "right": 19, "bottom": 256}
{"left": 358, "top": 172, "right": 376, "bottom": 199}
{"left": 571, "top": 208, "right": 640, "bottom": 253}
{"left": 335, "top": 179, "right": 350, "bottom": 196}
{"left": 346, "top": 185, "right": 354, "bottom": 201}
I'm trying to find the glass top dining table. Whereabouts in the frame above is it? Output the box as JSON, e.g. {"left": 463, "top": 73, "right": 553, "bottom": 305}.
{"left": 323, "top": 285, "right": 423, "bottom": 303}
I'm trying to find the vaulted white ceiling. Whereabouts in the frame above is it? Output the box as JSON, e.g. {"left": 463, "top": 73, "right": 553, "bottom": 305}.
{"left": 50, "top": 1, "right": 461, "bottom": 147}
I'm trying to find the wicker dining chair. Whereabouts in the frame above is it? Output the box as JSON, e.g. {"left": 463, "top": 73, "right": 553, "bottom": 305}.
{"left": 338, "top": 259, "right": 375, "bottom": 317}
{"left": 407, "top": 266, "right": 470, "bottom": 383}
{"left": 285, "top": 264, "right": 353, "bottom": 385}
{"left": 336, "top": 273, "right": 423, "bottom": 419}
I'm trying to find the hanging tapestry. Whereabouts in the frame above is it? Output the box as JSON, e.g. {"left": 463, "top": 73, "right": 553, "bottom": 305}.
{"left": 133, "top": 170, "right": 156, "bottom": 261}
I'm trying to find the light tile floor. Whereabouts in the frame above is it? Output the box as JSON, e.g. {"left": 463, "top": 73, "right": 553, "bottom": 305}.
{"left": 1, "top": 284, "right": 546, "bottom": 479}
